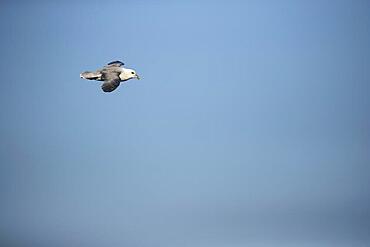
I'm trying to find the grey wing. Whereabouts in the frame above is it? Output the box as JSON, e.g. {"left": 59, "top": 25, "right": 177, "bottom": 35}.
{"left": 101, "top": 72, "right": 121, "bottom": 92}
{"left": 104, "top": 60, "right": 124, "bottom": 68}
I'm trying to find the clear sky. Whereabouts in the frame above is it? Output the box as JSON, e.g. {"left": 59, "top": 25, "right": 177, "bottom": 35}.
{"left": 0, "top": 0, "right": 369, "bottom": 246}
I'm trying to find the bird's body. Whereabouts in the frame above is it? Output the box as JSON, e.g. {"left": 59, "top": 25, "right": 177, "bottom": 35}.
{"left": 80, "top": 61, "right": 140, "bottom": 92}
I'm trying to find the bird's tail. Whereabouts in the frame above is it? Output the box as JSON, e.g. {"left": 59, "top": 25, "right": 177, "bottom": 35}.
{"left": 80, "top": 71, "right": 102, "bottom": 80}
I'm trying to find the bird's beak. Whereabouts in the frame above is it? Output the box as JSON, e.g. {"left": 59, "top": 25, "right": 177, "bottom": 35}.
{"left": 136, "top": 74, "right": 140, "bottom": 80}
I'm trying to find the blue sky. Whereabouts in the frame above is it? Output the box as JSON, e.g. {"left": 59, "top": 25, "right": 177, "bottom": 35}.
{"left": 0, "top": 0, "right": 369, "bottom": 246}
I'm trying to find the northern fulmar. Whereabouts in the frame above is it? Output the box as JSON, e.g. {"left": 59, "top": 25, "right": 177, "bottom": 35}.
{"left": 80, "top": 61, "right": 140, "bottom": 92}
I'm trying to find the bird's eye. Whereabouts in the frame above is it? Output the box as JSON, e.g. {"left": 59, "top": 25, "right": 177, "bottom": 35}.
{"left": 131, "top": 72, "right": 135, "bottom": 74}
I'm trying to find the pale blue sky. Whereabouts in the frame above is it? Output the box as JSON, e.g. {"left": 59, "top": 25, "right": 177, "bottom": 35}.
{"left": 0, "top": 0, "right": 369, "bottom": 246}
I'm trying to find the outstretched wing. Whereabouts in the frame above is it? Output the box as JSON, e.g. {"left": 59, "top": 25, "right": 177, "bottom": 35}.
{"left": 101, "top": 71, "right": 121, "bottom": 92}
{"left": 101, "top": 78, "right": 121, "bottom": 92}
{"left": 105, "top": 60, "right": 124, "bottom": 68}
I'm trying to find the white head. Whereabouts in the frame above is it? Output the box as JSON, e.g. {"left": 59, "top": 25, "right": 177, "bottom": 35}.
{"left": 120, "top": 68, "right": 140, "bottom": 81}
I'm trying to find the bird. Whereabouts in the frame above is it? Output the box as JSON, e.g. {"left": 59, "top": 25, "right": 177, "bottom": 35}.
{"left": 80, "top": 60, "right": 140, "bottom": 92}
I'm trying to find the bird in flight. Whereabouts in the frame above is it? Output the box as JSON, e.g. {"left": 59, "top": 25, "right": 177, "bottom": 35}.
{"left": 80, "top": 61, "right": 140, "bottom": 92}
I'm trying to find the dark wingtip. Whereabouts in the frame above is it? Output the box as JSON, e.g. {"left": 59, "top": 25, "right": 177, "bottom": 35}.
{"left": 107, "top": 60, "right": 124, "bottom": 66}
